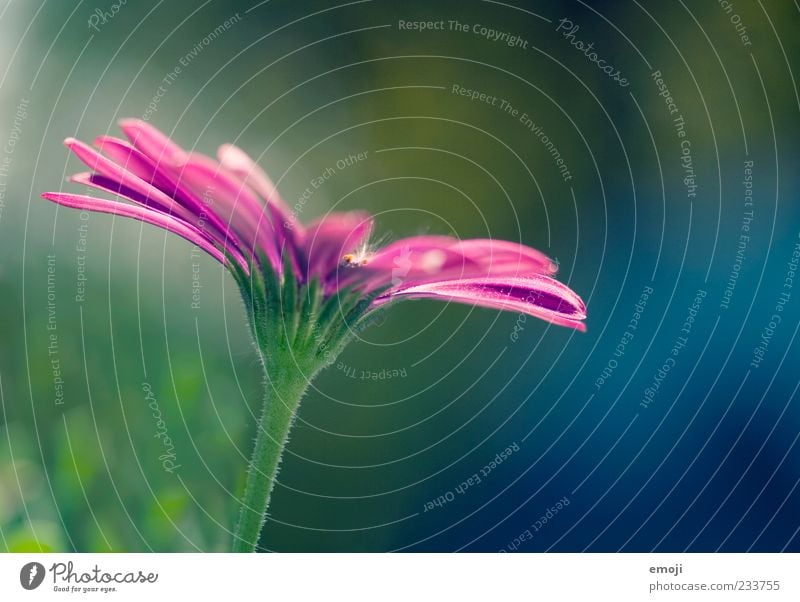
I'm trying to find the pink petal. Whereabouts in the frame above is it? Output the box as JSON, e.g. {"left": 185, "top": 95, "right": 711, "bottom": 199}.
{"left": 67, "top": 137, "right": 246, "bottom": 257}
{"left": 217, "top": 143, "right": 303, "bottom": 273}
{"left": 118, "top": 118, "right": 187, "bottom": 165}
{"left": 452, "top": 239, "right": 557, "bottom": 275}
{"left": 217, "top": 143, "right": 300, "bottom": 233}
{"left": 377, "top": 275, "right": 587, "bottom": 331}
{"left": 93, "top": 136, "right": 208, "bottom": 214}
{"left": 302, "top": 211, "right": 373, "bottom": 281}
{"left": 173, "top": 153, "right": 280, "bottom": 270}
{"left": 359, "top": 236, "right": 475, "bottom": 279}
{"left": 93, "top": 135, "right": 174, "bottom": 188}
{"left": 41, "top": 192, "right": 247, "bottom": 271}
{"left": 69, "top": 171, "right": 197, "bottom": 224}
{"left": 335, "top": 236, "right": 555, "bottom": 293}
{"left": 367, "top": 236, "right": 461, "bottom": 264}
{"left": 65, "top": 137, "right": 188, "bottom": 222}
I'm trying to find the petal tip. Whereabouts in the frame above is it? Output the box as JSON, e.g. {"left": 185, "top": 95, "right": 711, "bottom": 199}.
{"left": 93, "top": 135, "right": 114, "bottom": 148}
{"left": 117, "top": 117, "right": 144, "bottom": 129}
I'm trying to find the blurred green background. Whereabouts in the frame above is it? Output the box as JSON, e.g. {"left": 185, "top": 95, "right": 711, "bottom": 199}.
{"left": 1, "top": 0, "right": 799, "bottom": 552}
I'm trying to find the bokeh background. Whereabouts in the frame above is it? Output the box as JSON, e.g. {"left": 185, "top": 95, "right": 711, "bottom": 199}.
{"left": 1, "top": 0, "right": 799, "bottom": 552}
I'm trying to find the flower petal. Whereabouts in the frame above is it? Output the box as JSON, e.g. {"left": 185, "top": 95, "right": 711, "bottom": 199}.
{"left": 376, "top": 275, "right": 586, "bottom": 331}
{"left": 67, "top": 137, "right": 247, "bottom": 259}
{"left": 118, "top": 118, "right": 187, "bottom": 165}
{"left": 452, "top": 239, "right": 557, "bottom": 275}
{"left": 93, "top": 135, "right": 174, "bottom": 186}
{"left": 357, "top": 236, "right": 476, "bottom": 283}
{"left": 65, "top": 137, "right": 186, "bottom": 214}
{"left": 69, "top": 171, "right": 197, "bottom": 224}
{"left": 217, "top": 143, "right": 299, "bottom": 233}
{"left": 173, "top": 153, "right": 280, "bottom": 270}
{"left": 336, "top": 236, "right": 555, "bottom": 293}
{"left": 93, "top": 135, "right": 203, "bottom": 209}
{"left": 41, "top": 192, "right": 247, "bottom": 271}
{"left": 301, "top": 211, "right": 373, "bottom": 281}
{"left": 217, "top": 143, "right": 303, "bottom": 273}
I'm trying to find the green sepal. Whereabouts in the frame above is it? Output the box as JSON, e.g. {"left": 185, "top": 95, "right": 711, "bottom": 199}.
{"left": 230, "top": 250, "right": 388, "bottom": 551}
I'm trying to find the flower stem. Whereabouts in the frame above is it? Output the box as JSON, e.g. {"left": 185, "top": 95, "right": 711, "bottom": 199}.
{"left": 232, "top": 352, "right": 315, "bottom": 552}
{"left": 228, "top": 260, "right": 377, "bottom": 552}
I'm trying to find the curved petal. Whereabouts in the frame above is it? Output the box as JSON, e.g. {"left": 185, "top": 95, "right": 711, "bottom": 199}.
{"left": 301, "top": 211, "right": 373, "bottom": 282}
{"left": 118, "top": 118, "right": 187, "bottom": 165}
{"left": 173, "top": 153, "right": 280, "bottom": 270}
{"left": 365, "top": 236, "right": 461, "bottom": 269}
{"left": 217, "top": 143, "right": 302, "bottom": 272}
{"left": 65, "top": 137, "right": 186, "bottom": 216}
{"left": 217, "top": 143, "right": 299, "bottom": 233}
{"left": 355, "top": 235, "right": 475, "bottom": 288}
{"left": 93, "top": 135, "right": 177, "bottom": 190}
{"left": 68, "top": 172, "right": 197, "bottom": 224}
{"left": 68, "top": 137, "right": 247, "bottom": 260}
{"left": 452, "top": 239, "right": 557, "bottom": 275}
{"left": 94, "top": 136, "right": 215, "bottom": 218}
{"left": 336, "top": 236, "right": 555, "bottom": 293}
{"left": 41, "top": 192, "right": 248, "bottom": 271}
{"left": 376, "top": 275, "right": 586, "bottom": 331}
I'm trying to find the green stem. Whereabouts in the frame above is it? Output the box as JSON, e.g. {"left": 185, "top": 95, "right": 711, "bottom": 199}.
{"left": 232, "top": 352, "right": 316, "bottom": 552}
{"left": 229, "top": 257, "right": 379, "bottom": 552}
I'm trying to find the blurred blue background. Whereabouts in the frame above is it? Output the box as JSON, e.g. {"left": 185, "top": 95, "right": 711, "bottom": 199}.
{"left": 0, "top": 0, "right": 798, "bottom": 551}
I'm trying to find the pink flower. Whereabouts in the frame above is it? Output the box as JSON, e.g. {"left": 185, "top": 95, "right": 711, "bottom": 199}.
{"left": 42, "top": 120, "right": 587, "bottom": 551}
{"left": 42, "top": 120, "right": 586, "bottom": 331}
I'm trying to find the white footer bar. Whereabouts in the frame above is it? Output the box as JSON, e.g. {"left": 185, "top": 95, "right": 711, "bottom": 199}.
{"left": 1, "top": 553, "right": 796, "bottom": 600}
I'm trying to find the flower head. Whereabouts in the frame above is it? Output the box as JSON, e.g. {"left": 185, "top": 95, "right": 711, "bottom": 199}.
{"left": 42, "top": 119, "right": 587, "bottom": 343}
{"left": 42, "top": 119, "right": 587, "bottom": 552}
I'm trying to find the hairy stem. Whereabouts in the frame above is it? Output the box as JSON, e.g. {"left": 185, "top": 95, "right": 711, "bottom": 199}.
{"left": 232, "top": 352, "right": 316, "bottom": 552}
{"left": 230, "top": 260, "right": 380, "bottom": 552}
